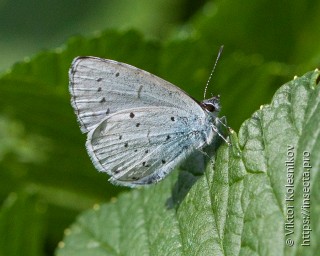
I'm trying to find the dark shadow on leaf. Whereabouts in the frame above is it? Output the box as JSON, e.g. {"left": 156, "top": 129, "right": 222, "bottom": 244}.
{"left": 166, "top": 117, "right": 228, "bottom": 209}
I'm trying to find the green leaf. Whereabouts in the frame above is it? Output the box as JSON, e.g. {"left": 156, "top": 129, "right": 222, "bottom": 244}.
{"left": 1, "top": 2, "right": 319, "bottom": 254}
{"left": 0, "top": 26, "right": 293, "bottom": 251}
{"left": 56, "top": 70, "right": 320, "bottom": 255}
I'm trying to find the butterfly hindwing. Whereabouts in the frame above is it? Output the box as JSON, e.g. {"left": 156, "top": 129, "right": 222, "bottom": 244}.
{"left": 86, "top": 106, "right": 208, "bottom": 186}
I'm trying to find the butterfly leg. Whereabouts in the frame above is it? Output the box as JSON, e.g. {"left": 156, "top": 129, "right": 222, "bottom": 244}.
{"left": 211, "top": 120, "right": 230, "bottom": 146}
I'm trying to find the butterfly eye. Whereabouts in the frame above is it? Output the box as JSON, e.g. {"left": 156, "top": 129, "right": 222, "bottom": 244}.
{"left": 200, "top": 96, "right": 220, "bottom": 113}
{"left": 204, "top": 103, "right": 216, "bottom": 112}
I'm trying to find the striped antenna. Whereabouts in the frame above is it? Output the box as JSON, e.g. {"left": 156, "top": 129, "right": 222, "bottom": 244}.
{"left": 203, "top": 45, "right": 224, "bottom": 99}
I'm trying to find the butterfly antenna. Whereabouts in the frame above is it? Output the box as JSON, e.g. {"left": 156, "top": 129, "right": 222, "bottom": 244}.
{"left": 203, "top": 45, "right": 224, "bottom": 99}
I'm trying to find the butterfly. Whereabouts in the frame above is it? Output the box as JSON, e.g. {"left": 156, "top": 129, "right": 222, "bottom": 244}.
{"left": 69, "top": 54, "right": 228, "bottom": 187}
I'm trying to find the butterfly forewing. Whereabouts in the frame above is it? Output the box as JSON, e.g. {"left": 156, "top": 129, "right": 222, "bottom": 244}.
{"left": 69, "top": 57, "right": 202, "bottom": 133}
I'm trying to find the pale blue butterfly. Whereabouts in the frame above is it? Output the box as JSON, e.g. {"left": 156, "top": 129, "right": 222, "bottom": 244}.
{"left": 69, "top": 47, "right": 228, "bottom": 187}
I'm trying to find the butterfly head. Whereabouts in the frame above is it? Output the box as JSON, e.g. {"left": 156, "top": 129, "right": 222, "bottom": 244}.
{"left": 200, "top": 95, "right": 221, "bottom": 116}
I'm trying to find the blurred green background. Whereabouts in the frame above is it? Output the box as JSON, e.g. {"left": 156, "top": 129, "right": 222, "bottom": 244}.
{"left": 0, "top": 0, "right": 205, "bottom": 71}
{"left": 0, "top": 0, "right": 319, "bottom": 255}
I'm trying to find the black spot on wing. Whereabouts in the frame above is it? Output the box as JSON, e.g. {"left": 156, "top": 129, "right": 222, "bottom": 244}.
{"left": 142, "top": 162, "right": 150, "bottom": 167}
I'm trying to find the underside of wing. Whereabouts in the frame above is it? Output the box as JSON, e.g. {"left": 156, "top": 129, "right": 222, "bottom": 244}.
{"left": 86, "top": 107, "right": 207, "bottom": 187}
{"left": 69, "top": 57, "right": 202, "bottom": 133}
